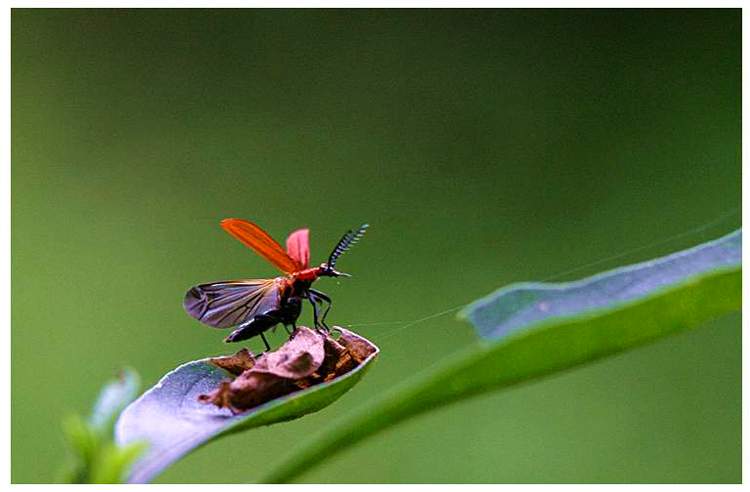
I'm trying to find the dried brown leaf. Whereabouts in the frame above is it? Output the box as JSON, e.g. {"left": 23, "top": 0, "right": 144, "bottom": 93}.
{"left": 207, "top": 348, "right": 256, "bottom": 376}
{"left": 259, "top": 327, "right": 325, "bottom": 379}
{"left": 199, "top": 326, "right": 376, "bottom": 413}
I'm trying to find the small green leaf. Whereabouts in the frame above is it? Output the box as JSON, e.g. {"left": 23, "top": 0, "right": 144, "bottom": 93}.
{"left": 116, "top": 329, "right": 379, "bottom": 483}
{"left": 60, "top": 414, "right": 100, "bottom": 483}
{"left": 264, "top": 230, "right": 740, "bottom": 483}
{"left": 60, "top": 368, "right": 143, "bottom": 483}
{"left": 90, "top": 442, "right": 149, "bottom": 484}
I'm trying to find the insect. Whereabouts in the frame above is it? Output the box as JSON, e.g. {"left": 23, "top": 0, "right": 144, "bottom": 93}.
{"left": 184, "top": 218, "right": 368, "bottom": 351}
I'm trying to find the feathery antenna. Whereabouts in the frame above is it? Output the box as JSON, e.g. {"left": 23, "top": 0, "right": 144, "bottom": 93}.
{"left": 328, "top": 224, "right": 369, "bottom": 267}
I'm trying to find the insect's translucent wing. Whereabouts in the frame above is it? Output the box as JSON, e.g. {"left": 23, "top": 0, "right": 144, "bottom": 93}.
{"left": 183, "top": 279, "right": 282, "bottom": 328}
{"left": 221, "top": 219, "right": 302, "bottom": 274}
{"left": 286, "top": 228, "right": 310, "bottom": 269}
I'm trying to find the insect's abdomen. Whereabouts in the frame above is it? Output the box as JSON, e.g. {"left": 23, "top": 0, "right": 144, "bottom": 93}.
{"left": 224, "top": 315, "right": 280, "bottom": 342}
{"left": 224, "top": 291, "right": 303, "bottom": 343}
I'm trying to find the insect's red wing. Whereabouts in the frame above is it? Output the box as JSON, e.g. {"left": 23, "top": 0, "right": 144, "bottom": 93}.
{"left": 221, "top": 219, "right": 302, "bottom": 274}
{"left": 184, "top": 279, "right": 282, "bottom": 328}
{"left": 286, "top": 228, "right": 310, "bottom": 269}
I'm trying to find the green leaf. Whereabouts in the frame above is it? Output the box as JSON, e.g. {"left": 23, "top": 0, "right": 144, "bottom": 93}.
{"left": 465, "top": 229, "right": 741, "bottom": 341}
{"left": 89, "top": 442, "right": 149, "bottom": 484}
{"left": 60, "top": 368, "right": 143, "bottom": 483}
{"left": 264, "top": 230, "right": 741, "bottom": 483}
{"left": 115, "top": 330, "right": 379, "bottom": 483}
{"left": 60, "top": 414, "right": 100, "bottom": 483}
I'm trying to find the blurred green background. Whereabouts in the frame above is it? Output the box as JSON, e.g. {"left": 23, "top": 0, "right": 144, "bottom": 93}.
{"left": 12, "top": 9, "right": 740, "bottom": 483}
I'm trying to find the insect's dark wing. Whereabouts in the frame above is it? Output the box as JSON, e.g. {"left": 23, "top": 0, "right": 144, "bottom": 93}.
{"left": 183, "top": 279, "right": 282, "bottom": 328}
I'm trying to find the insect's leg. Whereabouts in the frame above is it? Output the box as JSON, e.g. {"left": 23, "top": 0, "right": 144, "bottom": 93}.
{"left": 259, "top": 332, "right": 271, "bottom": 352}
{"left": 307, "top": 295, "right": 325, "bottom": 332}
{"left": 309, "top": 289, "right": 332, "bottom": 330}
{"left": 283, "top": 323, "right": 297, "bottom": 338}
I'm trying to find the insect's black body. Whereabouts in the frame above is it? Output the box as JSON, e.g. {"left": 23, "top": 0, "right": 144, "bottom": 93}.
{"left": 222, "top": 278, "right": 311, "bottom": 344}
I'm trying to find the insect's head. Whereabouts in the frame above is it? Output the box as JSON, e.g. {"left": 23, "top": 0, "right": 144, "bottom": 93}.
{"left": 320, "top": 223, "right": 369, "bottom": 278}
{"left": 318, "top": 263, "right": 350, "bottom": 278}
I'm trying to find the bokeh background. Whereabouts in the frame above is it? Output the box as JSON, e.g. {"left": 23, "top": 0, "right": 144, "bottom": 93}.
{"left": 12, "top": 9, "right": 740, "bottom": 483}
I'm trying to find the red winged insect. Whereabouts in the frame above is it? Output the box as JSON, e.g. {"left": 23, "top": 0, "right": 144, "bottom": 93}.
{"left": 184, "top": 219, "right": 368, "bottom": 351}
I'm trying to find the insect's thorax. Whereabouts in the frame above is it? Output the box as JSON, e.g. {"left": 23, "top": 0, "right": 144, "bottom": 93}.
{"left": 292, "top": 267, "right": 322, "bottom": 283}
{"left": 284, "top": 267, "right": 321, "bottom": 296}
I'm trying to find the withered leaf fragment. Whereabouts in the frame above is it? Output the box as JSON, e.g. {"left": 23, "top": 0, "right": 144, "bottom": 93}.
{"left": 207, "top": 348, "right": 256, "bottom": 376}
{"left": 199, "top": 327, "right": 376, "bottom": 414}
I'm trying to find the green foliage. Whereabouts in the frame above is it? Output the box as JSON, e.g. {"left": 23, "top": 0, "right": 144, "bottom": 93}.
{"left": 263, "top": 231, "right": 741, "bottom": 483}
{"left": 60, "top": 368, "right": 145, "bottom": 484}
